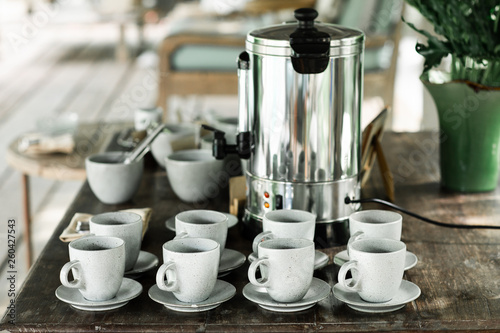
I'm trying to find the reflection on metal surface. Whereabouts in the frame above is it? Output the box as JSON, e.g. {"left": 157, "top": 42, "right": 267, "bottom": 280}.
{"left": 238, "top": 13, "right": 364, "bottom": 239}
{"left": 245, "top": 174, "right": 360, "bottom": 223}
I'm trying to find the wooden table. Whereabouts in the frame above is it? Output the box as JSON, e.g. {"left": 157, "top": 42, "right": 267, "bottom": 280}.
{"left": 2, "top": 132, "right": 500, "bottom": 332}
{"left": 6, "top": 122, "right": 130, "bottom": 267}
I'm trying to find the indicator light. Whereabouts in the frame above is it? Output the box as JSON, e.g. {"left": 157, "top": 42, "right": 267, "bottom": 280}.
{"left": 264, "top": 191, "right": 270, "bottom": 198}
{"left": 264, "top": 202, "right": 270, "bottom": 208}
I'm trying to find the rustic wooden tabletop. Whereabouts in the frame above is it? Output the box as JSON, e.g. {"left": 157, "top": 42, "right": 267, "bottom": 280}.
{"left": 2, "top": 132, "right": 500, "bottom": 332}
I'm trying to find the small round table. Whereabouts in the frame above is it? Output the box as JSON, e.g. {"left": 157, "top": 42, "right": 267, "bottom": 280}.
{"left": 6, "top": 122, "right": 130, "bottom": 267}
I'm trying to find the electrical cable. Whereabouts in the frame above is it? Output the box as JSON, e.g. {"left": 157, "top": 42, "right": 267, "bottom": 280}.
{"left": 345, "top": 197, "right": 500, "bottom": 230}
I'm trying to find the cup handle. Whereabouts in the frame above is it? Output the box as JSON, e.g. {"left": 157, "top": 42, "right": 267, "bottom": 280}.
{"left": 251, "top": 231, "right": 274, "bottom": 253}
{"left": 60, "top": 260, "right": 84, "bottom": 289}
{"left": 338, "top": 260, "right": 361, "bottom": 292}
{"left": 156, "top": 262, "right": 178, "bottom": 292}
{"left": 248, "top": 257, "right": 270, "bottom": 288}
{"left": 174, "top": 231, "right": 188, "bottom": 240}
{"left": 347, "top": 231, "right": 364, "bottom": 256}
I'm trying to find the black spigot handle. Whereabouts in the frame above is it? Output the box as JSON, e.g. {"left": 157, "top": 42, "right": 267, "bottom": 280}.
{"left": 237, "top": 132, "right": 251, "bottom": 159}
{"left": 201, "top": 124, "right": 252, "bottom": 160}
{"left": 202, "top": 124, "right": 227, "bottom": 160}
{"left": 289, "top": 8, "right": 331, "bottom": 74}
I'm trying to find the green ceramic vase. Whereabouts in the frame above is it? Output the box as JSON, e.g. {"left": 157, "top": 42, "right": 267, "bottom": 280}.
{"left": 423, "top": 72, "right": 500, "bottom": 192}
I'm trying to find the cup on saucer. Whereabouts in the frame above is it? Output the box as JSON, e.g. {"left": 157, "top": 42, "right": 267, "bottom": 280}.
{"left": 156, "top": 238, "right": 220, "bottom": 303}
{"left": 338, "top": 238, "right": 406, "bottom": 303}
{"left": 248, "top": 238, "right": 315, "bottom": 303}
{"left": 56, "top": 278, "right": 143, "bottom": 311}
{"left": 348, "top": 210, "right": 402, "bottom": 252}
{"left": 59, "top": 235, "right": 125, "bottom": 301}
{"left": 174, "top": 210, "right": 228, "bottom": 258}
{"left": 243, "top": 277, "right": 331, "bottom": 312}
{"left": 89, "top": 211, "right": 143, "bottom": 272}
{"left": 335, "top": 210, "right": 417, "bottom": 270}
{"left": 252, "top": 209, "right": 316, "bottom": 253}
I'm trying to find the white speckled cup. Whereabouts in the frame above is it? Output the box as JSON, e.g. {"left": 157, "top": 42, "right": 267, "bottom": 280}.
{"left": 89, "top": 212, "right": 143, "bottom": 271}
{"left": 347, "top": 210, "right": 402, "bottom": 255}
{"left": 85, "top": 152, "right": 143, "bottom": 205}
{"left": 248, "top": 238, "right": 315, "bottom": 303}
{"left": 252, "top": 209, "right": 316, "bottom": 253}
{"left": 156, "top": 238, "right": 220, "bottom": 303}
{"left": 174, "top": 210, "right": 228, "bottom": 258}
{"left": 60, "top": 236, "right": 125, "bottom": 301}
{"left": 338, "top": 238, "right": 406, "bottom": 303}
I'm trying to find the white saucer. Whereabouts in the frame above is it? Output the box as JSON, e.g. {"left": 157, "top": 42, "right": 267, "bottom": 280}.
{"left": 248, "top": 250, "right": 329, "bottom": 270}
{"left": 55, "top": 278, "right": 143, "bottom": 311}
{"left": 334, "top": 250, "right": 418, "bottom": 271}
{"left": 333, "top": 279, "right": 421, "bottom": 313}
{"left": 125, "top": 251, "right": 159, "bottom": 278}
{"left": 165, "top": 213, "right": 238, "bottom": 231}
{"left": 219, "top": 249, "right": 246, "bottom": 277}
{"left": 148, "top": 279, "right": 236, "bottom": 312}
{"left": 242, "top": 277, "right": 331, "bottom": 312}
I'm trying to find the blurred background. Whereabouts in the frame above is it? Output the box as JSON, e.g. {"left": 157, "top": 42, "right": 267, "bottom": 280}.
{"left": 0, "top": 0, "right": 433, "bottom": 314}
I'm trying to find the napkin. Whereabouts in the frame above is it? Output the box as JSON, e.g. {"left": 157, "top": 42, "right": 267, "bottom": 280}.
{"left": 59, "top": 208, "right": 152, "bottom": 242}
{"left": 18, "top": 132, "right": 75, "bottom": 154}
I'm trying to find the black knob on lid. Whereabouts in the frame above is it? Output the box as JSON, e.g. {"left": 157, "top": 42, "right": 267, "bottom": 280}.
{"left": 294, "top": 8, "right": 318, "bottom": 28}
{"left": 289, "top": 8, "right": 330, "bottom": 74}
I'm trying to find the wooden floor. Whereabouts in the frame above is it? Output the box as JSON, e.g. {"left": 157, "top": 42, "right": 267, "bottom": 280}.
{"left": 0, "top": 7, "right": 172, "bottom": 313}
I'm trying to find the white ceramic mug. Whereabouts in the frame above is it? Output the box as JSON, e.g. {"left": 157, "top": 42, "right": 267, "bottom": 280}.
{"left": 338, "top": 238, "right": 406, "bottom": 303}
{"left": 89, "top": 211, "right": 143, "bottom": 271}
{"left": 252, "top": 209, "right": 316, "bottom": 253}
{"left": 156, "top": 238, "right": 220, "bottom": 303}
{"left": 134, "top": 106, "right": 162, "bottom": 131}
{"left": 348, "top": 210, "right": 402, "bottom": 254}
{"left": 174, "top": 210, "right": 228, "bottom": 257}
{"left": 60, "top": 235, "right": 125, "bottom": 301}
{"left": 248, "top": 238, "right": 315, "bottom": 303}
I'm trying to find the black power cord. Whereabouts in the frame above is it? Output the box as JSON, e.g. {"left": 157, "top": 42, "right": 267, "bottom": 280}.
{"left": 345, "top": 197, "right": 500, "bottom": 230}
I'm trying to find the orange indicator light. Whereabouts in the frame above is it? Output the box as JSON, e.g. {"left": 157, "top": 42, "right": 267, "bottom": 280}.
{"left": 264, "top": 202, "right": 270, "bottom": 208}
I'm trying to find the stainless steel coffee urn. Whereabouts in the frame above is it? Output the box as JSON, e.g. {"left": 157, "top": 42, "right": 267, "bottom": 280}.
{"left": 205, "top": 8, "right": 364, "bottom": 246}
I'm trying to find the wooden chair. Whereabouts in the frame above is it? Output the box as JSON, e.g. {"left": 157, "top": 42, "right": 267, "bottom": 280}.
{"left": 156, "top": 0, "right": 404, "bottom": 121}
{"left": 156, "top": 1, "right": 315, "bottom": 120}
{"left": 157, "top": 32, "right": 244, "bottom": 117}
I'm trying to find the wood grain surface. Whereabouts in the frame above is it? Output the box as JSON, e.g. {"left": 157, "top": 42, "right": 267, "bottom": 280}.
{"left": 6, "top": 122, "right": 130, "bottom": 180}
{"left": 2, "top": 132, "right": 500, "bottom": 332}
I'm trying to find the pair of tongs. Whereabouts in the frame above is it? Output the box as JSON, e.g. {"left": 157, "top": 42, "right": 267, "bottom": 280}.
{"left": 121, "top": 123, "right": 166, "bottom": 164}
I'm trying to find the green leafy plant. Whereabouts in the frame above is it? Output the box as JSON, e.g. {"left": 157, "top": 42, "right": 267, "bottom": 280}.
{"left": 403, "top": 0, "right": 500, "bottom": 87}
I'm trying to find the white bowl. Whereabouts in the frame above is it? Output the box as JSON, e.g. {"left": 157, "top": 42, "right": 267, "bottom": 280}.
{"left": 85, "top": 152, "right": 143, "bottom": 204}
{"left": 165, "top": 149, "right": 225, "bottom": 203}
{"left": 151, "top": 124, "right": 196, "bottom": 168}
